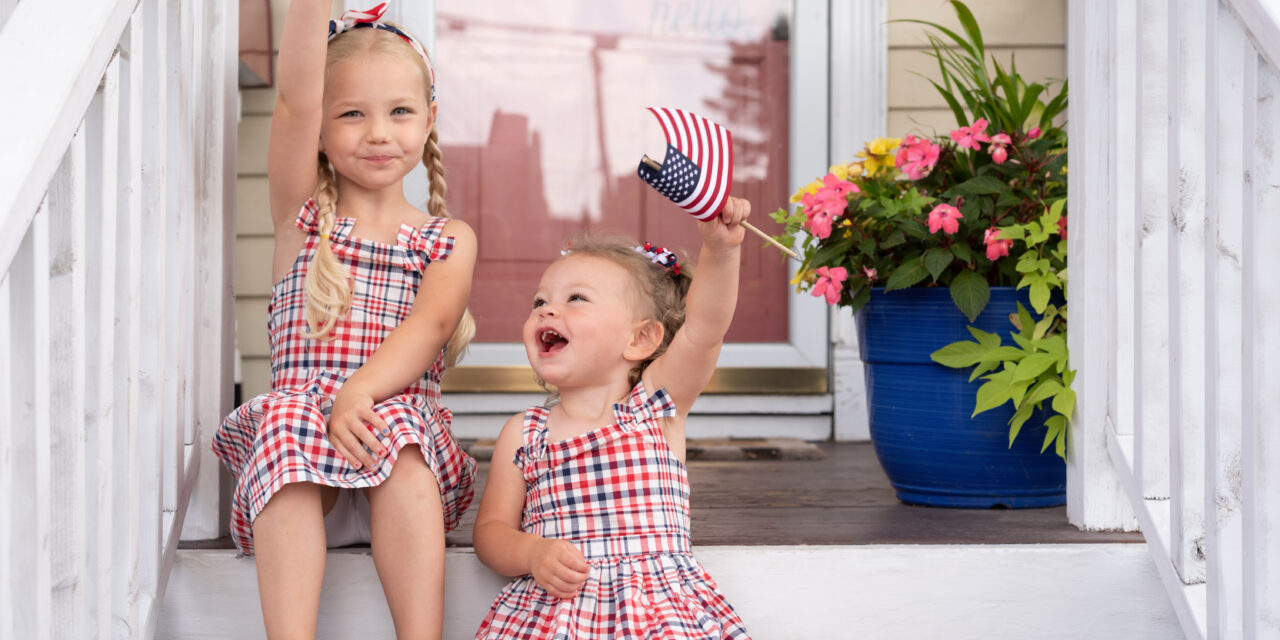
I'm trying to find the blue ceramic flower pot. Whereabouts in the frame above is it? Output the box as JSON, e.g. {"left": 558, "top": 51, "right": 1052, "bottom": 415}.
{"left": 854, "top": 287, "right": 1066, "bottom": 508}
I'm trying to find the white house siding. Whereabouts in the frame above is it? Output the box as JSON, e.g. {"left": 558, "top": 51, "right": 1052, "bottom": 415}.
{"left": 886, "top": 0, "right": 1067, "bottom": 139}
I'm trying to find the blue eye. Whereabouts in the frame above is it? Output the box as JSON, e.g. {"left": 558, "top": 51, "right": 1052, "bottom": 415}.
{"left": 532, "top": 298, "right": 546, "bottom": 308}
{"left": 392, "top": 107, "right": 411, "bottom": 116}
{"left": 341, "top": 110, "right": 362, "bottom": 118}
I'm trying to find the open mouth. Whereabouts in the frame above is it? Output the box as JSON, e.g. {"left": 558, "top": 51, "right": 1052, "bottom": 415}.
{"left": 538, "top": 329, "right": 568, "bottom": 354}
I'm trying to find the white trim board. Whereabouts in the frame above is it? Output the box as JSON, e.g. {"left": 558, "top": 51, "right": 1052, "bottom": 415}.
{"left": 160, "top": 544, "right": 1179, "bottom": 639}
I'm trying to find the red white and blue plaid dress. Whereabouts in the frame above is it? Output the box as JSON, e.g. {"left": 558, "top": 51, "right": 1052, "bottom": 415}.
{"left": 213, "top": 200, "right": 476, "bottom": 555}
{"left": 475, "top": 382, "right": 751, "bottom": 639}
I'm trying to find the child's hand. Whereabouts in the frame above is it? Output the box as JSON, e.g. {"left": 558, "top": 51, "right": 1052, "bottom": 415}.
{"left": 528, "top": 538, "right": 590, "bottom": 599}
{"left": 327, "top": 387, "right": 390, "bottom": 470}
{"left": 697, "top": 196, "right": 751, "bottom": 250}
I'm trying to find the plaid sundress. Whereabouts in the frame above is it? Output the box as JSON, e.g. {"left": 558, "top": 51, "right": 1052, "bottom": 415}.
{"left": 475, "top": 382, "right": 751, "bottom": 639}
{"left": 212, "top": 200, "right": 476, "bottom": 555}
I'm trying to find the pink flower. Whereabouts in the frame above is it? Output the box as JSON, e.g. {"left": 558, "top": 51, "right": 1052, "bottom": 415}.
{"left": 862, "top": 266, "right": 878, "bottom": 282}
{"left": 927, "top": 204, "right": 964, "bottom": 235}
{"left": 988, "top": 133, "right": 1012, "bottom": 165}
{"left": 1026, "top": 127, "right": 1042, "bottom": 140}
{"left": 811, "top": 266, "right": 848, "bottom": 305}
{"left": 895, "top": 135, "right": 941, "bottom": 180}
{"left": 807, "top": 208, "right": 836, "bottom": 239}
{"left": 821, "top": 172, "right": 858, "bottom": 199}
{"left": 1057, "top": 214, "right": 1068, "bottom": 241}
{"left": 984, "top": 227, "right": 1013, "bottom": 260}
{"left": 949, "top": 118, "right": 992, "bottom": 151}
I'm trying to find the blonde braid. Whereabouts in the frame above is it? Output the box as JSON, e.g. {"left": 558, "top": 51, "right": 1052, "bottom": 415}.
{"left": 422, "top": 123, "right": 476, "bottom": 367}
{"left": 301, "top": 154, "right": 353, "bottom": 340}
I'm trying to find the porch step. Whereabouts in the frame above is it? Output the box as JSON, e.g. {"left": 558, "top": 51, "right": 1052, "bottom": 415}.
{"left": 159, "top": 544, "right": 1181, "bottom": 639}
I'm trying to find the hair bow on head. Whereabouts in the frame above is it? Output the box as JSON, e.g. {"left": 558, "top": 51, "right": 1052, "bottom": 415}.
{"left": 327, "top": 3, "right": 437, "bottom": 102}
{"left": 636, "top": 242, "right": 680, "bottom": 275}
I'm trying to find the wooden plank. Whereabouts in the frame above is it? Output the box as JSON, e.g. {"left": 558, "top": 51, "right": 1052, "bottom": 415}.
{"left": 886, "top": 0, "right": 1067, "bottom": 47}
{"left": 31, "top": 208, "right": 52, "bottom": 640}
{"left": 1110, "top": 0, "right": 1139, "bottom": 439}
{"left": 1244, "top": 47, "right": 1280, "bottom": 640}
{"left": 114, "top": 4, "right": 147, "bottom": 634}
{"left": 87, "top": 54, "right": 122, "bottom": 636}
{"left": 0, "top": 0, "right": 137, "bottom": 274}
{"left": 182, "top": 0, "right": 237, "bottom": 542}
{"left": 47, "top": 125, "right": 88, "bottom": 640}
{"left": 1222, "top": 0, "right": 1280, "bottom": 69}
{"left": 1206, "top": 7, "right": 1247, "bottom": 638}
{"left": 1066, "top": 0, "right": 1135, "bottom": 530}
{"left": 1168, "top": 0, "right": 1209, "bottom": 586}
{"left": 1136, "top": 0, "right": 1172, "bottom": 502}
{"left": 0, "top": 271, "right": 10, "bottom": 637}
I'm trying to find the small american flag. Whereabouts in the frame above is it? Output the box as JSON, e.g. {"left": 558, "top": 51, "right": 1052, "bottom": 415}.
{"left": 637, "top": 107, "right": 734, "bottom": 221}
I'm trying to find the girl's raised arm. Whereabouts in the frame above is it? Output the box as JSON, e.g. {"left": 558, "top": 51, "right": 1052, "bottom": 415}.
{"left": 643, "top": 197, "right": 750, "bottom": 415}
{"left": 267, "top": 0, "right": 330, "bottom": 231}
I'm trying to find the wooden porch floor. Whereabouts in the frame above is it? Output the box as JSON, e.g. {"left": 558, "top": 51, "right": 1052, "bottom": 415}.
{"left": 185, "top": 442, "right": 1143, "bottom": 550}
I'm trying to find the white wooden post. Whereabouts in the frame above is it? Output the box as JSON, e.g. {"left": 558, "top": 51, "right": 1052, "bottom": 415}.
{"left": 1168, "top": 0, "right": 1209, "bottom": 587}
{"left": 1135, "top": 0, "right": 1172, "bottom": 502}
{"left": 1243, "top": 47, "right": 1280, "bottom": 640}
{"left": 1067, "top": 0, "right": 1136, "bottom": 531}
{"left": 1205, "top": 6, "right": 1246, "bottom": 637}
{"left": 827, "top": 0, "right": 884, "bottom": 442}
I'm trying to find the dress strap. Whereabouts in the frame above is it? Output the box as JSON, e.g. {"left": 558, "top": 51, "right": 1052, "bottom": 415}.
{"left": 294, "top": 198, "right": 321, "bottom": 233}
{"left": 399, "top": 216, "right": 455, "bottom": 272}
{"left": 512, "top": 405, "right": 550, "bottom": 482}
{"left": 611, "top": 381, "right": 677, "bottom": 431}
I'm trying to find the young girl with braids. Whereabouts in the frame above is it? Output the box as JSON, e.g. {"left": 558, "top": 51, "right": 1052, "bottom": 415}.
{"left": 472, "top": 198, "right": 755, "bottom": 639}
{"left": 212, "top": 2, "right": 475, "bottom": 637}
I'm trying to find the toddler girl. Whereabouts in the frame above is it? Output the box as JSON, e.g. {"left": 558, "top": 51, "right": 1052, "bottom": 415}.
{"left": 472, "top": 199, "right": 754, "bottom": 638}
{"left": 212, "top": 2, "right": 475, "bottom": 637}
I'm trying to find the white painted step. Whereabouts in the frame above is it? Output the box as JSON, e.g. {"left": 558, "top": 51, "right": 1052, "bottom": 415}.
{"left": 160, "top": 545, "right": 1181, "bottom": 639}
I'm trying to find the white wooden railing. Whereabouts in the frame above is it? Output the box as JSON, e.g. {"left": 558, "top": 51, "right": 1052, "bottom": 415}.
{"left": 1069, "top": 0, "right": 1280, "bottom": 638}
{"left": 0, "top": 0, "right": 236, "bottom": 637}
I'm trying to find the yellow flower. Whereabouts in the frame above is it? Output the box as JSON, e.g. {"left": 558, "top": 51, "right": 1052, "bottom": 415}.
{"left": 789, "top": 178, "right": 824, "bottom": 203}
{"left": 857, "top": 137, "right": 902, "bottom": 176}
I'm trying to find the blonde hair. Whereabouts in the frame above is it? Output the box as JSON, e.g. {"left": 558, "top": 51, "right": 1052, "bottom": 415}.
{"left": 303, "top": 26, "right": 475, "bottom": 368}
{"left": 555, "top": 234, "right": 693, "bottom": 388}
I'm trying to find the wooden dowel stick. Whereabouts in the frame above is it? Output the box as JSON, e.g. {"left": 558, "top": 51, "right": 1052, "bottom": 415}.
{"left": 640, "top": 156, "right": 799, "bottom": 260}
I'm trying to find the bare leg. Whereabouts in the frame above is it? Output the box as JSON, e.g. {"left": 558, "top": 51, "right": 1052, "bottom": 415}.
{"left": 366, "top": 445, "right": 445, "bottom": 639}
{"left": 252, "top": 482, "right": 339, "bottom": 639}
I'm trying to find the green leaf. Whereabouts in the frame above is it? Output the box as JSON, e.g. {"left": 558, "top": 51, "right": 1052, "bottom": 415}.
{"left": 1012, "top": 352, "right": 1059, "bottom": 382}
{"left": 966, "top": 325, "right": 1001, "bottom": 349}
{"left": 1042, "top": 415, "right": 1068, "bottom": 459}
{"left": 952, "top": 175, "right": 1008, "bottom": 196}
{"left": 924, "top": 248, "right": 955, "bottom": 281}
{"left": 950, "top": 242, "right": 975, "bottom": 263}
{"left": 931, "top": 341, "right": 989, "bottom": 368}
{"left": 885, "top": 257, "right": 929, "bottom": 291}
{"left": 1025, "top": 378, "right": 1064, "bottom": 406}
{"left": 1029, "top": 278, "right": 1051, "bottom": 313}
{"left": 973, "top": 377, "right": 1016, "bottom": 417}
{"left": 1008, "top": 402, "right": 1035, "bottom": 447}
{"left": 949, "top": 270, "right": 990, "bottom": 322}
{"left": 882, "top": 230, "right": 906, "bottom": 249}
{"left": 969, "top": 360, "right": 1001, "bottom": 382}
{"left": 951, "top": 0, "right": 986, "bottom": 60}
{"left": 849, "top": 285, "right": 872, "bottom": 312}
{"left": 1051, "top": 385, "right": 1077, "bottom": 421}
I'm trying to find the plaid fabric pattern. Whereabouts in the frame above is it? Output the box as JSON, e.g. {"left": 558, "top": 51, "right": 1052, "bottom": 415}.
{"left": 212, "top": 200, "right": 475, "bottom": 555}
{"left": 475, "top": 383, "right": 751, "bottom": 639}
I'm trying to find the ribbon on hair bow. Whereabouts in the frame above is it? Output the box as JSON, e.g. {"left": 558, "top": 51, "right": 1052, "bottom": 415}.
{"left": 328, "top": 3, "right": 436, "bottom": 101}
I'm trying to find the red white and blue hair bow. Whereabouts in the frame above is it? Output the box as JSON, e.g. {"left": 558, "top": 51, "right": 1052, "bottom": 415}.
{"left": 636, "top": 243, "right": 681, "bottom": 275}
{"left": 328, "top": 3, "right": 436, "bottom": 101}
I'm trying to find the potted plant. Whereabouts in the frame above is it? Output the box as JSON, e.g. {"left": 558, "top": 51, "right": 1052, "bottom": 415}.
{"left": 771, "top": 1, "right": 1071, "bottom": 507}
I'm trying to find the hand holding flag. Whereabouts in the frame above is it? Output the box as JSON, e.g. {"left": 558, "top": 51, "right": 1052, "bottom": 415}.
{"left": 637, "top": 108, "right": 798, "bottom": 259}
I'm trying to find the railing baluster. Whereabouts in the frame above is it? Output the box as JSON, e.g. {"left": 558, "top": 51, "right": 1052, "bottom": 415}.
{"left": 1206, "top": 7, "right": 1248, "bottom": 638}
{"left": 0, "top": 258, "right": 11, "bottom": 637}
{"left": 1136, "top": 0, "right": 1173, "bottom": 504}
{"left": 1244, "top": 48, "right": 1280, "bottom": 640}
{"left": 1168, "top": 0, "right": 1209, "bottom": 588}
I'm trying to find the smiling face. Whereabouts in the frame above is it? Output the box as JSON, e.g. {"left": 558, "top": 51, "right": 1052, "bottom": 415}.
{"left": 319, "top": 48, "right": 435, "bottom": 194}
{"left": 523, "top": 254, "right": 657, "bottom": 390}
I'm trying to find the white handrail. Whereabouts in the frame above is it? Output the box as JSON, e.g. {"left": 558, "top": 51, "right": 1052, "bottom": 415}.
{"left": 1070, "top": 0, "right": 1280, "bottom": 638}
{"left": 0, "top": 0, "right": 235, "bottom": 637}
